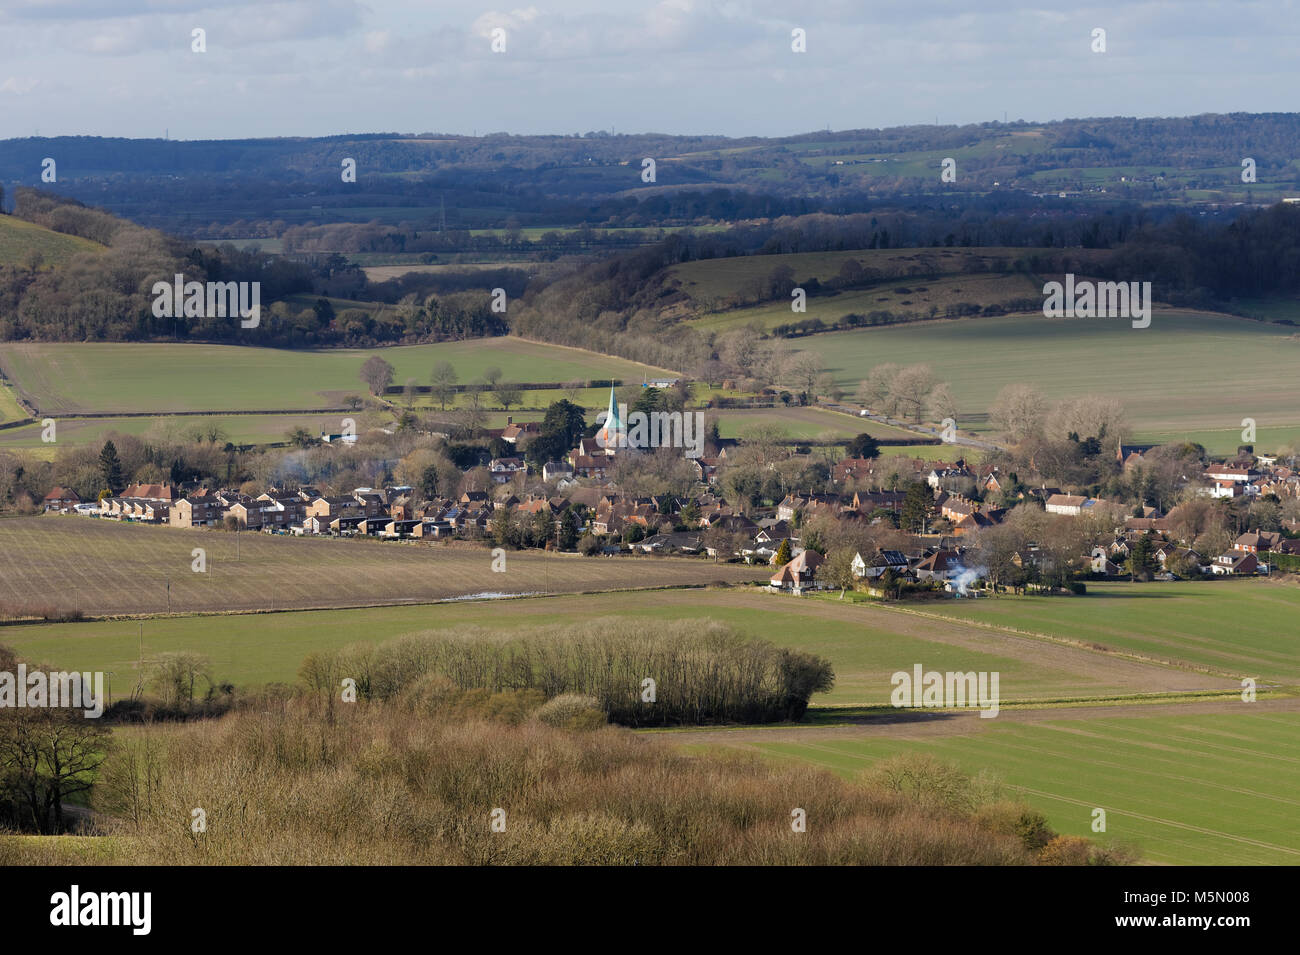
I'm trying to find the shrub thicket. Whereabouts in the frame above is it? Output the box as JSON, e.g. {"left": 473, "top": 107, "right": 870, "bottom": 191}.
{"left": 298, "top": 617, "right": 835, "bottom": 726}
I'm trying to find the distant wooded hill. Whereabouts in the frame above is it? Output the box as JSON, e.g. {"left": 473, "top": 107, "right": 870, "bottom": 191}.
{"left": 4, "top": 112, "right": 1300, "bottom": 236}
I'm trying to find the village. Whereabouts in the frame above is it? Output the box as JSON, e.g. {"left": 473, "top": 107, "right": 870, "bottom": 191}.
{"left": 37, "top": 406, "right": 1300, "bottom": 600}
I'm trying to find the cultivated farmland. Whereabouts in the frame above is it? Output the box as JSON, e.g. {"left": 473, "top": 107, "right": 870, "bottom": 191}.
{"left": 0, "top": 574, "right": 1238, "bottom": 702}
{"left": 793, "top": 310, "right": 1300, "bottom": 453}
{"left": 0, "top": 412, "right": 343, "bottom": 455}
{"left": 686, "top": 706, "right": 1300, "bottom": 865}
{"left": 916, "top": 579, "right": 1300, "bottom": 683}
{"left": 0, "top": 338, "right": 676, "bottom": 415}
{"left": 0, "top": 517, "right": 765, "bottom": 617}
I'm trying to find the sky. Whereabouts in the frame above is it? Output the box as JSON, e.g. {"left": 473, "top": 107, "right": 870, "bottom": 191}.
{"left": 1, "top": 0, "right": 1298, "bottom": 140}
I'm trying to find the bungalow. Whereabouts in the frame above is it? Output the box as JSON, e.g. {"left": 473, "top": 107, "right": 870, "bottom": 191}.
{"left": 710, "top": 514, "right": 760, "bottom": 537}
{"left": 635, "top": 532, "right": 704, "bottom": 554}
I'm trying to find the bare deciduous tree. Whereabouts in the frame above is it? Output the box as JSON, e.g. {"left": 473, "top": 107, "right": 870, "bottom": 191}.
{"left": 989, "top": 383, "right": 1047, "bottom": 443}
{"left": 359, "top": 356, "right": 395, "bottom": 396}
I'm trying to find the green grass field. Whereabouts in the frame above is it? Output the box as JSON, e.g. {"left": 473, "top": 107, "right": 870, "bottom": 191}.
{"left": 916, "top": 579, "right": 1300, "bottom": 683}
{"left": 1133, "top": 424, "right": 1300, "bottom": 458}
{"left": 6, "top": 530, "right": 1289, "bottom": 867}
{"left": 794, "top": 310, "right": 1300, "bottom": 453}
{"left": 0, "top": 569, "right": 1239, "bottom": 705}
{"left": 715, "top": 406, "right": 917, "bottom": 442}
{"left": 688, "top": 273, "right": 1043, "bottom": 334}
{"left": 0, "top": 376, "right": 29, "bottom": 426}
{"left": 0, "top": 591, "right": 1204, "bottom": 703}
{"left": 0, "top": 338, "right": 676, "bottom": 415}
{"left": 877, "top": 443, "right": 981, "bottom": 462}
{"left": 0, "top": 412, "right": 348, "bottom": 454}
{"left": 696, "top": 711, "right": 1300, "bottom": 865}
{"left": 0, "top": 214, "right": 105, "bottom": 267}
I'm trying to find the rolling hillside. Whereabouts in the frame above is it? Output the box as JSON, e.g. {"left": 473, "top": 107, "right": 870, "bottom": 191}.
{"left": 0, "top": 212, "right": 104, "bottom": 266}
{"left": 794, "top": 310, "right": 1300, "bottom": 454}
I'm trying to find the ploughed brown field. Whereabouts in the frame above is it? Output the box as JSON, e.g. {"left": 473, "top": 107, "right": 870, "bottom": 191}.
{"left": 0, "top": 516, "right": 766, "bottom": 616}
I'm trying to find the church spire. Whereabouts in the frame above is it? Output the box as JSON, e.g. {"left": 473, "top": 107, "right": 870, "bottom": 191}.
{"left": 600, "top": 384, "right": 621, "bottom": 452}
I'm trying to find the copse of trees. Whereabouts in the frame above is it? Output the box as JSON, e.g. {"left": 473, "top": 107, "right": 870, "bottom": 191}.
{"left": 524, "top": 398, "right": 588, "bottom": 465}
{"left": 298, "top": 618, "right": 836, "bottom": 726}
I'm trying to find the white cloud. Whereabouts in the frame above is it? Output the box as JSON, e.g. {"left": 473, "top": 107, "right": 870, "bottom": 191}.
{"left": 0, "top": 76, "right": 38, "bottom": 94}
